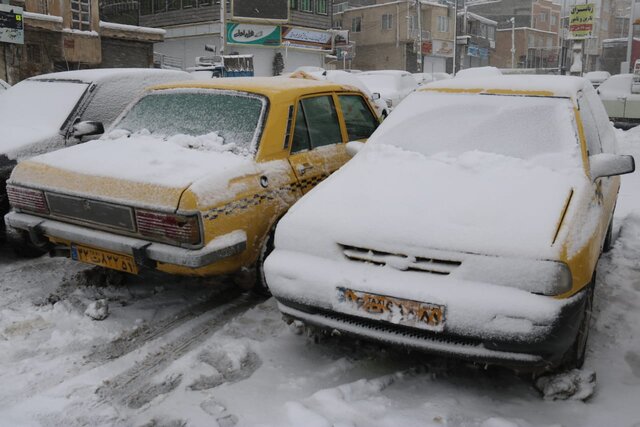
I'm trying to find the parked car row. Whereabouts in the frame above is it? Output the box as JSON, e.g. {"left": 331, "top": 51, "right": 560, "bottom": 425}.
{"left": 1, "top": 70, "right": 635, "bottom": 374}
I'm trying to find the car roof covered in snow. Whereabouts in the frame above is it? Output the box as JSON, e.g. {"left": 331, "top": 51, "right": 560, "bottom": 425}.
{"left": 422, "top": 75, "right": 589, "bottom": 99}
{"left": 149, "top": 76, "right": 352, "bottom": 102}
{"left": 28, "top": 68, "right": 191, "bottom": 84}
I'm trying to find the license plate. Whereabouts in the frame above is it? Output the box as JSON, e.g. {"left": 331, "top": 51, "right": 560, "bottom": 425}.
{"left": 70, "top": 244, "right": 139, "bottom": 274}
{"left": 337, "top": 287, "right": 445, "bottom": 332}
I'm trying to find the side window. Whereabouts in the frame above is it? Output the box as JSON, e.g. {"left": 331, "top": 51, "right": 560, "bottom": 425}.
{"left": 338, "top": 95, "right": 378, "bottom": 140}
{"left": 584, "top": 86, "right": 616, "bottom": 153}
{"left": 578, "top": 96, "right": 602, "bottom": 155}
{"left": 291, "top": 102, "right": 311, "bottom": 153}
{"left": 301, "top": 95, "right": 343, "bottom": 148}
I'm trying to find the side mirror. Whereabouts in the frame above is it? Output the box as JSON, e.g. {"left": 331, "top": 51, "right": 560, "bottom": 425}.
{"left": 346, "top": 140, "right": 365, "bottom": 157}
{"left": 72, "top": 121, "right": 104, "bottom": 138}
{"left": 590, "top": 153, "right": 635, "bottom": 182}
{"left": 372, "top": 92, "right": 381, "bottom": 100}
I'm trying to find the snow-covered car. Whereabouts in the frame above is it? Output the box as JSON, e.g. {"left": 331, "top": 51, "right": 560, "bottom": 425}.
{"left": 5, "top": 77, "right": 380, "bottom": 291}
{"left": 357, "top": 70, "right": 418, "bottom": 110}
{"left": 412, "top": 72, "right": 452, "bottom": 86}
{"left": 584, "top": 71, "right": 610, "bottom": 89}
{"left": 0, "top": 68, "right": 192, "bottom": 239}
{"left": 454, "top": 66, "right": 502, "bottom": 79}
{"left": 290, "top": 70, "right": 389, "bottom": 119}
{"left": 265, "top": 75, "right": 635, "bottom": 370}
{"left": 598, "top": 73, "right": 640, "bottom": 128}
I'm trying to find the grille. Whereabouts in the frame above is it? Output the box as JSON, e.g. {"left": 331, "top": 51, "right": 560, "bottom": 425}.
{"left": 46, "top": 193, "right": 135, "bottom": 232}
{"left": 341, "top": 244, "right": 461, "bottom": 275}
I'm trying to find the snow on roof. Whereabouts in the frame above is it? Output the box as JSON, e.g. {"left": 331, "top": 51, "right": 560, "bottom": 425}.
{"left": 99, "top": 21, "right": 166, "bottom": 35}
{"left": 424, "top": 75, "right": 589, "bottom": 99}
{"left": 459, "top": 11, "right": 498, "bottom": 26}
{"left": 23, "top": 12, "right": 63, "bottom": 23}
{"left": 151, "top": 77, "right": 347, "bottom": 98}
{"left": 29, "top": 68, "right": 189, "bottom": 84}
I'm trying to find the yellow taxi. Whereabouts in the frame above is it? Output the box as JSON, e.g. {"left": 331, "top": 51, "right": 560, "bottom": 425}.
{"left": 4, "top": 77, "right": 380, "bottom": 292}
{"left": 264, "top": 75, "right": 635, "bottom": 370}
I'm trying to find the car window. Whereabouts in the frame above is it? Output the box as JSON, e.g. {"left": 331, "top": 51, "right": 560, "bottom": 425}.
{"left": 80, "top": 81, "right": 135, "bottom": 126}
{"left": 578, "top": 95, "right": 603, "bottom": 155}
{"left": 291, "top": 95, "right": 343, "bottom": 152}
{"left": 584, "top": 86, "right": 616, "bottom": 153}
{"left": 338, "top": 95, "right": 378, "bottom": 140}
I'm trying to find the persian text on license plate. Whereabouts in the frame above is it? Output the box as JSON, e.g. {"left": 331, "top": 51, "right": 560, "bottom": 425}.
{"left": 337, "top": 287, "right": 445, "bottom": 332}
{"left": 71, "top": 244, "right": 139, "bottom": 274}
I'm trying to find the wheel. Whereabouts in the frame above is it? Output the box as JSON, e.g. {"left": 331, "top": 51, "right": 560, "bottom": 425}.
{"left": 562, "top": 275, "right": 595, "bottom": 370}
{"left": 252, "top": 228, "right": 275, "bottom": 296}
{"left": 602, "top": 220, "right": 613, "bottom": 253}
{"left": 8, "top": 229, "right": 48, "bottom": 258}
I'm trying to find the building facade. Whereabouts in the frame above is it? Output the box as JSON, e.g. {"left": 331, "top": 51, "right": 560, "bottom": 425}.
{"left": 468, "top": 0, "right": 560, "bottom": 70}
{"left": 1, "top": 0, "right": 163, "bottom": 84}
{"left": 456, "top": 10, "right": 497, "bottom": 70}
{"left": 142, "top": 0, "right": 338, "bottom": 75}
{"left": 335, "top": 0, "right": 455, "bottom": 73}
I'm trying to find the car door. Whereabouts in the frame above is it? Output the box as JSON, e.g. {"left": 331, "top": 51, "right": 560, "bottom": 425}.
{"left": 287, "top": 93, "right": 350, "bottom": 194}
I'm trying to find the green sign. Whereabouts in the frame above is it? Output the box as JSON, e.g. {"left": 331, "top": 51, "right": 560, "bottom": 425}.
{"left": 226, "top": 23, "right": 281, "bottom": 46}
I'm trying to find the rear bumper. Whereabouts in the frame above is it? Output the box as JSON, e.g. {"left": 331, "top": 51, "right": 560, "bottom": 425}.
{"left": 5, "top": 211, "right": 246, "bottom": 269}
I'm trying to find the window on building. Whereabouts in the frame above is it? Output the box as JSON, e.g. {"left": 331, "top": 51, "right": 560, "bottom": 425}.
{"left": 540, "top": 12, "right": 547, "bottom": 22}
{"left": 316, "top": 0, "right": 327, "bottom": 14}
{"left": 299, "top": 0, "right": 312, "bottom": 12}
{"left": 408, "top": 14, "right": 416, "bottom": 31}
{"left": 488, "top": 25, "right": 495, "bottom": 41}
{"left": 290, "top": 0, "right": 297, "bottom": 9}
{"left": 528, "top": 33, "right": 535, "bottom": 47}
{"left": 153, "top": 0, "right": 166, "bottom": 13}
{"left": 382, "top": 13, "right": 393, "bottom": 30}
{"left": 70, "top": 0, "right": 91, "bottom": 30}
{"left": 352, "top": 16, "right": 361, "bottom": 33}
{"left": 437, "top": 15, "right": 448, "bottom": 33}
{"left": 480, "top": 23, "right": 487, "bottom": 38}
{"left": 335, "top": 19, "right": 342, "bottom": 29}
{"left": 140, "top": 0, "right": 153, "bottom": 15}
{"left": 551, "top": 14, "right": 557, "bottom": 26}
{"left": 168, "top": 0, "right": 180, "bottom": 11}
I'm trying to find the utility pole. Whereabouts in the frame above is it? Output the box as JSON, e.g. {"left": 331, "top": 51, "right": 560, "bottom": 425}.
{"left": 452, "top": 0, "right": 457, "bottom": 74}
{"left": 627, "top": 0, "right": 637, "bottom": 72}
{"left": 220, "top": 0, "right": 226, "bottom": 54}
{"left": 417, "top": 0, "right": 423, "bottom": 72}
{"left": 510, "top": 17, "right": 515, "bottom": 68}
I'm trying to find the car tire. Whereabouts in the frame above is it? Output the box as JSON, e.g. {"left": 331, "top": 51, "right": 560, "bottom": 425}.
{"left": 562, "top": 274, "right": 595, "bottom": 370}
{"left": 9, "top": 229, "right": 48, "bottom": 258}
{"left": 603, "top": 220, "right": 613, "bottom": 253}
{"left": 252, "top": 227, "right": 275, "bottom": 296}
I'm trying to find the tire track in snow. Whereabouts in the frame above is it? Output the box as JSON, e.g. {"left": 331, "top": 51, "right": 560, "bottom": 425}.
{"left": 94, "top": 291, "right": 266, "bottom": 410}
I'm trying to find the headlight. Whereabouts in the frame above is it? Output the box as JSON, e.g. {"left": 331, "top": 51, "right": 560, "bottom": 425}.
{"left": 6, "top": 185, "right": 49, "bottom": 214}
{"left": 534, "top": 261, "right": 573, "bottom": 296}
{"left": 135, "top": 209, "right": 201, "bottom": 246}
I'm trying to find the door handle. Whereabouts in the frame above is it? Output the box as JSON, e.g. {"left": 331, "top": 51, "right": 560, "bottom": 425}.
{"left": 297, "top": 163, "right": 314, "bottom": 176}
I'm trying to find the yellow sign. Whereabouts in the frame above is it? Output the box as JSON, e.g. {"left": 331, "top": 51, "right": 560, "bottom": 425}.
{"left": 569, "top": 3, "right": 595, "bottom": 39}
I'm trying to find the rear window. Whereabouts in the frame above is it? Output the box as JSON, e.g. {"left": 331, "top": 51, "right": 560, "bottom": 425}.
{"left": 113, "top": 89, "right": 266, "bottom": 153}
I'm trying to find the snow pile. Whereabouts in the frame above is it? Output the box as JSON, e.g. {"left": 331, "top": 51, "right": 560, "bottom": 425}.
{"left": 169, "top": 132, "right": 235, "bottom": 153}
{"left": 85, "top": 299, "right": 110, "bottom": 321}
{"left": 535, "top": 369, "right": 596, "bottom": 401}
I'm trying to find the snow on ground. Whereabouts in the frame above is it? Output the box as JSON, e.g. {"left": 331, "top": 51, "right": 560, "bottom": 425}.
{"left": 0, "top": 129, "right": 640, "bottom": 427}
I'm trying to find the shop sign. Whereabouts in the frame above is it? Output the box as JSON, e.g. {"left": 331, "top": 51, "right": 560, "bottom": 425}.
{"left": 569, "top": 4, "right": 594, "bottom": 39}
{"left": 282, "top": 26, "right": 332, "bottom": 51}
{"left": 0, "top": 4, "right": 23, "bottom": 45}
{"left": 226, "top": 22, "right": 281, "bottom": 46}
{"left": 432, "top": 40, "right": 453, "bottom": 57}
{"left": 422, "top": 41, "right": 433, "bottom": 55}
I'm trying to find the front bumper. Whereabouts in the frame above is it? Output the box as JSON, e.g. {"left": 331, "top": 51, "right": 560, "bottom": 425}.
{"left": 266, "top": 250, "right": 587, "bottom": 368}
{"left": 5, "top": 211, "right": 246, "bottom": 269}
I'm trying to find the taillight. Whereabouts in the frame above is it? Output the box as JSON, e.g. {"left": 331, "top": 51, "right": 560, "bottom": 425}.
{"left": 135, "top": 209, "right": 201, "bottom": 246}
{"left": 6, "top": 185, "right": 49, "bottom": 214}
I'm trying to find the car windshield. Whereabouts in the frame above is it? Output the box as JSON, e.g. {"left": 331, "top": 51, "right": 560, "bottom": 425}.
{"left": 370, "top": 92, "right": 581, "bottom": 168}
{"left": 113, "top": 89, "right": 266, "bottom": 154}
{"left": 0, "top": 80, "right": 89, "bottom": 130}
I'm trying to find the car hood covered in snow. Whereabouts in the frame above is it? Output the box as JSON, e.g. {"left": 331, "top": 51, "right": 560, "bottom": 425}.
{"left": 277, "top": 143, "right": 586, "bottom": 261}
{"left": 0, "top": 124, "right": 61, "bottom": 160}
{"left": 9, "top": 132, "right": 258, "bottom": 210}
